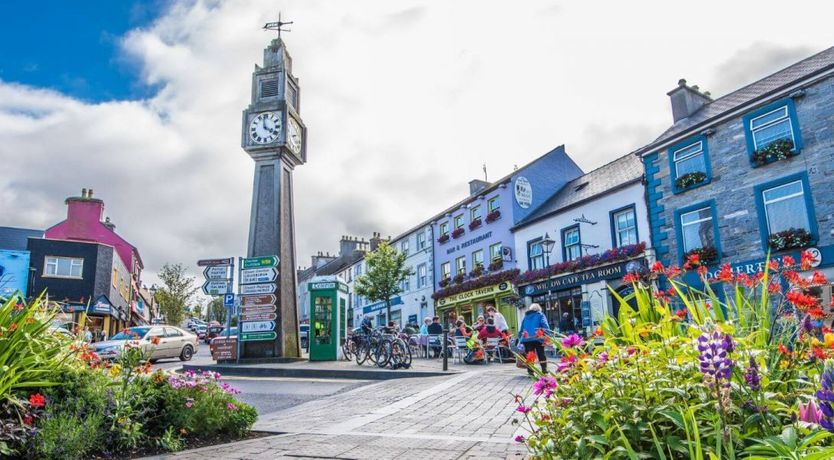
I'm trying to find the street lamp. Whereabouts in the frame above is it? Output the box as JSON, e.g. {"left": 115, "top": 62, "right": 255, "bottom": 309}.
{"left": 149, "top": 284, "right": 158, "bottom": 322}
{"left": 541, "top": 232, "right": 556, "bottom": 266}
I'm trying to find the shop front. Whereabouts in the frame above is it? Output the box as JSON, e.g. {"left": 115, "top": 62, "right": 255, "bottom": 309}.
{"left": 59, "top": 295, "right": 127, "bottom": 340}
{"left": 520, "top": 258, "right": 647, "bottom": 335}
{"left": 434, "top": 282, "right": 519, "bottom": 334}
{"left": 361, "top": 297, "right": 403, "bottom": 327}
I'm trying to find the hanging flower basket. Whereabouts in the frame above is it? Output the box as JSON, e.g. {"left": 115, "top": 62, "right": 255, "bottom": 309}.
{"left": 683, "top": 245, "right": 719, "bottom": 266}
{"left": 437, "top": 234, "right": 450, "bottom": 244}
{"left": 452, "top": 228, "right": 465, "bottom": 239}
{"left": 453, "top": 273, "right": 465, "bottom": 284}
{"left": 675, "top": 171, "right": 707, "bottom": 190}
{"left": 469, "top": 218, "right": 482, "bottom": 231}
{"left": 485, "top": 210, "right": 501, "bottom": 223}
{"left": 751, "top": 138, "right": 796, "bottom": 167}
{"left": 489, "top": 259, "right": 504, "bottom": 271}
{"left": 768, "top": 228, "right": 814, "bottom": 252}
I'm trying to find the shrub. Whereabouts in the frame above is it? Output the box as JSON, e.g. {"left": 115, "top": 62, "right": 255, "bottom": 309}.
{"left": 33, "top": 412, "right": 103, "bottom": 460}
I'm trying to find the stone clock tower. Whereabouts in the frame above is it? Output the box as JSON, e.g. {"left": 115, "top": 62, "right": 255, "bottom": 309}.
{"left": 240, "top": 29, "right": 306, "bottom": 360}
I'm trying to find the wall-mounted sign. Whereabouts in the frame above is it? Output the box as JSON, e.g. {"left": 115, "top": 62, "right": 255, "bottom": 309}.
{"left": 514, "top": 176, "right": 533, "bottom": 209}
{"left": 310, "top": 282, "right": 336, "bottom": 290}
{"left": 521, "top": 259, "right": 646, "bottom": 297}
{"left": 436, "top": 282, "right": 512, "bottom": 307}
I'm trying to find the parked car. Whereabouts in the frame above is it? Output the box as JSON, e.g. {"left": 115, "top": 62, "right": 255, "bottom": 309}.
{"left": 299, "top": 324, "right": 310, "bottom": 348}
{"left": 205, "top": 325, "right": 225, "bottom": 344}
{"left": 195, "top": 325, "right": 207, "bottom": 340}
{"left": 93, "top": 325, "right": 198, "bottom": 362}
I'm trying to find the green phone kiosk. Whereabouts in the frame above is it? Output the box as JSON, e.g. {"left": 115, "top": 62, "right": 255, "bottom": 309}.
{"left": 308, "top": 279, "right": 349, "bottom": 361}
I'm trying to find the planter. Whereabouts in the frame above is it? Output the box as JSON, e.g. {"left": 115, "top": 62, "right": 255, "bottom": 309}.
{"left": 683, "top": 245, "right": 719, "bottom": 266}
{"left": 432, "top": 268, "right": 520, "bottom": 301}
{"left": 516, "top": 242, "right": 647, "bottom": 285}
{"left": 751, "top": 138, "right": 796, "bottom": 167}
{"left": 469, "top": 218, "right": 482, "bottom": 231}
{"left": 437, "top": 234, "right": 450, "bottom": 244}
{"left": 485, "top": 210, "right": 501, "bottom": 223}
{"left": 489, "top": 259, "right": 504, "bottom": 271}
{"left": 452, "top": 228, "right": 465, "bottom": 239}
{"left": 453, "top": 273, "right": 465, "bottom": 284}
{"left": 768, "top": 228, "right": 814, "bottom": 252}
{"left": 469, "top": 264, "right": 485, "bottom": 278}
{"left": 675, "top": 171, "right": 707, "bottom": 190}
{"left": 439, "top": 278, "right": 450, "bottom": 288}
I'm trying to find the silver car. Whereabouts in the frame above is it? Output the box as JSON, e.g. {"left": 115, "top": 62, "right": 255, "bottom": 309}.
{"left": 94, "top": 325, "right": 198, "bottom": 362}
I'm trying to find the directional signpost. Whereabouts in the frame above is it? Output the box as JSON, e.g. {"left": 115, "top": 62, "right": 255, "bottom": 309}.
{"left": 240, "top": 283, "right": 277, "bottom": 295}
{"left": 242, "top": 256, "right": 278, "bottom": 269}
{"left": 198, "top": 257, "right": 235, "bottom": 344}
{"left": 197, "top": 258, "right": 233, "bottom": 267}
{"left": 241, "top": 331, "right": 277, "bottom": 342}
{"left": 205, "top": 266, "right": 230, "bottom": 280}
{"left": 238, "top": 255, "right": 280, "bottom": 346}
{"left": 240, "top": 294, "right": 276, "bottom": 306}
{"left": 240, "top": 267, "right": 278, "bottom": 285}
{"left": 202, "top": 280, "right": 232, "bottom": 296}
{"left": 241, "top": 321, "right": 276, "bottom": 333}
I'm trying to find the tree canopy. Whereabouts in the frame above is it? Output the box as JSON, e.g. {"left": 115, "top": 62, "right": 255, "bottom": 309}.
{"left": 354, "top": 241, "right": 413, "bottom": 322}
{"left": 155, "top": 263, "right": 198, "bottom": 326}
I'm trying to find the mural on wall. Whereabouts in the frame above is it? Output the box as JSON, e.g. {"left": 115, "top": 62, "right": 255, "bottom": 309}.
{"left": 0, "top": 251, "right": 30, "bottom": 298}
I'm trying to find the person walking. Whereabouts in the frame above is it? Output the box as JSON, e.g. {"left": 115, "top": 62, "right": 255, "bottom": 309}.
{"left": 519, "top": 303, "right": 549, "bottom": 376}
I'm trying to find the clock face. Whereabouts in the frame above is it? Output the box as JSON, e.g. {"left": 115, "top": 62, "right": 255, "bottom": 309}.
{"left": 287, "top": 117, "right": 303, "bottom": 155}
{"left": 249, "top": 112, "right": 282, "bottom": 144}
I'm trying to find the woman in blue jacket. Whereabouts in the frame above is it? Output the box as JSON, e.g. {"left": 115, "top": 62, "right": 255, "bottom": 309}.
{"left": 519, "top": 303, "right": 550, "bottom": 375}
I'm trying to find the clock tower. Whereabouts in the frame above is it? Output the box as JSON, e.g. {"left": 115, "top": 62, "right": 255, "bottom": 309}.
{"left": 240, "top": 25, "right": 306, "bottom": 360}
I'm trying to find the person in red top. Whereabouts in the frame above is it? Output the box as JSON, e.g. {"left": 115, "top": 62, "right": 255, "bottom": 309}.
{"left": 478, "top": 318, "right": 505, "bottom": 342}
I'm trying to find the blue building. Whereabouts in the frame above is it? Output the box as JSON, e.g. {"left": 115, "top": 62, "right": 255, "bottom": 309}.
{"left": 431, "top": 145, "right": 583, "bottom": 332}
{"left": 0, "top": 226, "right": 43, "bottom": 299}
{"left": 637, "top": 46, "right": 834, "bottom": 298}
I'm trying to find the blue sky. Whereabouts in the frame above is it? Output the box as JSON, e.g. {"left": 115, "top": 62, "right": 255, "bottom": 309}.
{"left": 0, "top": 1, "right": 164, "bottom": 101}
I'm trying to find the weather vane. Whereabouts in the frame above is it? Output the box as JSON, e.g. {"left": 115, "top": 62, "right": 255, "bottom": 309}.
{"left": 263, "top": 12, "right": 293, "bottom": 38}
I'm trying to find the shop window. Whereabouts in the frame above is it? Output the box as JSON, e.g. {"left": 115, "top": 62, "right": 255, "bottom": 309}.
{"left": 44, "top": 256, "right": 83, "bottom": 279}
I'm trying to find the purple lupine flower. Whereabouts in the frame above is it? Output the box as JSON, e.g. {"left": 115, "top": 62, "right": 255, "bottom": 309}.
{"left": 744, "top": 356, "right": 761, "bottom": 391}
{"left": 697, "top": 330, "right": 734, "bottom": 382}
{"left": 816, "top": 361, "right": 834, "bottom": 432}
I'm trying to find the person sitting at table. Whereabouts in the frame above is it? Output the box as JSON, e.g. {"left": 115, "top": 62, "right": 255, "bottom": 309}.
{"left": 473, "top": 315, "right": 486, "bottom": 333}
{"left": 454, "top": 320, "right": 473, "bottom": 338}
{"left": 427, "top": 316, "right": 443, "bottom": 358}
{"left": 478, "top": 318, "right": 505, "bottom": 342}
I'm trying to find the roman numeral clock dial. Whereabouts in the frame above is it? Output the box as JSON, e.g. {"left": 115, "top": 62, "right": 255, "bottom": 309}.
{"left": 249, "top": 112, "right": 282, "bottom": 144}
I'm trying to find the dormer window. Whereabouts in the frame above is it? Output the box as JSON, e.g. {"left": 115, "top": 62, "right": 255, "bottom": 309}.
{"left": 260, "top": 78, "right": 279, "bottom": 99}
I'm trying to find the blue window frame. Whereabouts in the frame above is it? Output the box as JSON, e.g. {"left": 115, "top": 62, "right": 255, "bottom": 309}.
{"left": 673, "top": 200, "right": 721, "bottom": 263}
{"left": 753, "top": 171, "right": 817, "bottom": 251}
{"left": 667, "top": 136, "right": 712, "bottom": 194}
{"left": 527, "top": 237, "right": 544, "bottom": 270}
{"left": 561, "top": 225, "right": 581, "bottom": 261}
{"left": 743, "top": 98, "right": 803, "bottom": 165}
{"left": 609, "top": 204, "right": 638, "bottom": 247}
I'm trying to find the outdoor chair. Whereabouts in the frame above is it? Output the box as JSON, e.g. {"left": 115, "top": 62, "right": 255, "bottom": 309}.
{"left": 427, "top": 334, "right": 442, "bottom": 358}
{"left": 453, "top": 336, "right": 468, "bottom": 363}
{"left": 484, "top": 337, "right": 500, "bottom": 364}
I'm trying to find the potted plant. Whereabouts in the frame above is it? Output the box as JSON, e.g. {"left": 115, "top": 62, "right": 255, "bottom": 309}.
{"left": 683, "top": 245, "right": 719, "bottom": 266}
{"left": 469, "top": 218, "right": 482, "bottom": 231}
{"left": 489, "top": 258, "right": 504, "bottom": 271}
{"left": 768, "top": 227, "right": 814, "bottom": 251}
{"left": 439, "top": 277, "right": 450, "bottom": 288}
{"left": 485, "top": 210, "right": 501, "bottom": 223}
{"left": 452, "top": 227, "right": 465, "bottom": 239}
{"left": 437, "top": 233, "right": 450, "bottom": 244}
{"left": 751, "top": 138, "right": 796, "bottom": 166}
{"left": 675, "top": 171, "right": 708, "bottom": 190}
{"left": 469, "top": 263, "right": 484, "bottom": 278}
{"left": 453, "top": 273, "right": 465, "bottom": 284}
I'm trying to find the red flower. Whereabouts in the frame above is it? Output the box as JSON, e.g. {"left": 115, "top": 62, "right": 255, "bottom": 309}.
{"left": 675, "top": 308, "right": 687, "bottom": 319}
{"left": 535, "top": 328, "right": 545, "bottom": 338}
{"left": 778, "top": 344, "right": 789, "bottom": 355}
{"left": 650, "top": 261, "right": 664, "bottom": 273}
{"left": 8, "top": 323, "right": 17, "bottom": 332}
{"left": 767, "top": 281, "right": 782, "bottom": 294}
{"left": 525, "top": 351, "right": 537, "bottom": 364}
{"left": 812, "top": 272, "right": 828, "bottom": 285}
{"left": 715, "top": 264, "right": 734, "bottom": 282}
{"left": 823, "top": 326, "right": 832, "bottom": 335}
{"left": 768, "top": 260, "right": 780, "bottom": 272}
{"left": 782, "top": 255, "right": 796, "bottom": 267}
{"left": 786, "top": 291, "right": 820, "bottom": 310}
{"left": 521, "top": 331, "right": 529, "bottom": 339}
{"left": 813, "top": 346, "right": 827, "bottom": 360}
{"left": 622, "top": 273, "right": 640, "bottom": 283}
{"left": 801, "top": 250, "right": 816, "bottom": 271}
{"left": 809, "top": 307, "right": 826, "bottom": 319}
{"left": 29, "top": 393, "right": 45, "bottom": 409}
{"left": 664, "top": 265, "right": 682, "bottom": 279}
{"left": 22, "top": 415, "right": 33, "bottom": 426}
{"left": 592, "top": 326, "right": 603, "bottom": 337}
{"left": 697, "top": 265, "right": 708, "bottom": 278}
{"left": 736, "top": 273, "right": 754, "bottom": 288}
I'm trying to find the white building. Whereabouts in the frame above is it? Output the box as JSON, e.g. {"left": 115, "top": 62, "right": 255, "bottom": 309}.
{"left": 511, "top": 154, "right": 653, "bottom": 334}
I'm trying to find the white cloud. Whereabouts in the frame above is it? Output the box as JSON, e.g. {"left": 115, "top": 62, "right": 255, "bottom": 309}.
{"left": 2, "top": 0, "right": 833, "bottom": 293}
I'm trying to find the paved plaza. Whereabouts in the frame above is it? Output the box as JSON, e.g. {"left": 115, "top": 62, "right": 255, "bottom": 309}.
{"left": 147, "top": 365, "right": 530, "bottom": 459}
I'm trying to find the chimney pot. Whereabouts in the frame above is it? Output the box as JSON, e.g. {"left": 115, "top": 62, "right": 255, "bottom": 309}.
{"left": 88, "top": 189, "right": 93, "bottom": 198}
{"left": 81, "top": 188, "right": 87, "bottom": 198}
{"left": 678, "top": 78, "right": 687, "bottom": 87}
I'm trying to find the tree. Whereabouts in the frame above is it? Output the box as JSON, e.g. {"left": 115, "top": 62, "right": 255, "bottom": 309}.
{"left": 354, "top": 241, "right": 413, "bottom": 322}
{"left": 208, "top": 297, "right": 226, "bottom": 323}
{"left": 156, "top": 263, "right": 199, "bottom": 327}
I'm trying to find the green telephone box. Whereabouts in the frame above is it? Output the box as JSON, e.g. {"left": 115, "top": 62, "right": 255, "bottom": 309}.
{"left": 308, "top": 279, "right": 348, "bottom": 361}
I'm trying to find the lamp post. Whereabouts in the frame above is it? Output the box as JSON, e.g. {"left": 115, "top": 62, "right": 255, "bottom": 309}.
{"left": 149, "top": 284, "right": 158, "bottom": 323}
{"left": 541, "top": 232, "right": 556, "bottom": 266}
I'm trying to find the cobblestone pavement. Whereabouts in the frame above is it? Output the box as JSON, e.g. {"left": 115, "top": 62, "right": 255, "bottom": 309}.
{"left": 147, "top": 364, "right": 531, "bottom": 459}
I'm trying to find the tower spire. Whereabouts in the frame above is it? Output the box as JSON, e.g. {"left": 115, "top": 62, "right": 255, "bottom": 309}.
{"left": 263, "top": 12, "right": 293, "bottom": 39}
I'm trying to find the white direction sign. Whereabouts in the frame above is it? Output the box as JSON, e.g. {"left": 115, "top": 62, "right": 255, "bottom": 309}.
{"left": 202, "top": 280, "right": 232, "bottom": 296}
{"left": 240, "top": 267, "right": 278, "bottom": 285}
{"left": 204, "top": 266, "right": 230, "bottom": 280}
{"left": 241, "top": 321, "right": 276, "bottom": 333}
{"left": 239, "top": 283, "right": 276, "bottom": 295}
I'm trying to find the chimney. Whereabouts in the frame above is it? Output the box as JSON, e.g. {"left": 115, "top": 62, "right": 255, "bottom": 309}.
{"left": 667, "top": 79, "right": 712, "bottom": 123}
{"left": 340, "top": 235, "right": 363, "bottom": 257}
{"left": 64, "top": 187, "right": 105, "bottom": 240}
{"left": 469, "top": 179, "right": 490, "bottom": 196}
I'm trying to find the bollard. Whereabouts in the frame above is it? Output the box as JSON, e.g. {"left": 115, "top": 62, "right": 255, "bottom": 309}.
{"left": 442, "top": 329, "right": 448, "bottom": 371}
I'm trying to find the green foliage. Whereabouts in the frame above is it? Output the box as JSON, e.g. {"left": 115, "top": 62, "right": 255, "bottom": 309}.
{"left": 516, "top": 259, "right": 834, "bottom": 459}
{"left": 158, "top": 426, "right": 184, "bottom": 452}
{"left": 33, "top": 411, "right": 104, "bottom": 460}
{"left": 355, "top": 241, "right": 413, "bottom": 319}
{"left": 156, "top": 263, "right": 199, "bottom": 326}
{"left": 208, "top": 297, "right": 227, "bottom": 323}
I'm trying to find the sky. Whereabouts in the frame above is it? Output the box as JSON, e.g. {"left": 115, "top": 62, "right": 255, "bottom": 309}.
{"left": 2, "top": 0, "right": 833, "bottom": 299}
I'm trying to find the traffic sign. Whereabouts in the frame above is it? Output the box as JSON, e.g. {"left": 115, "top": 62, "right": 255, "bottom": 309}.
{"left": 197, "top": 258, "right": 233, "bottom": 267}
{"left": 223, "top": 293, "right": 235, "bottom": 308}
{"left": 240, "top": 283, "right": 276, "bottom": 295}
{"left": 241, "top": 321, "right": 275, "bottom": 333}
{"left": 240, "top": 312, "right": 277, "bottom": 322}
{"left": 240, "top": 305, "right": 277, "bottom": 315}
{"left": 239, "top": 294, "right": 277, "bottom": 306}
{"left": 204, "top": 266, "right": 230, "bottom": 280}
{"left": 202, "top": 280, "right": 232, "bottom": 296}
{"left": 240, "top": 267, "right": 278, "bottom": 285}
{"left": 242, "top": 256, "right": 279, "bottom": 269}
{"left": 240, "top": 331, "right": 277, "bottom": 342}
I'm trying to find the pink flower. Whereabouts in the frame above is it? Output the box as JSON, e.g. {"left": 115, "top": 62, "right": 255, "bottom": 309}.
{"left": 799, "top": 399, "right": 823, "bottom": 424}
{"left": 532, "top": 375, "right": 558, "bottom": 397}
{"left": 516, "top": 405, "right": 531, "bottom": 414}
{"left": 185, "top": 399, "right": 194, "bottom": 408}
{"left": 561, "top": 334, "right": 583, "bottom": 348}
{"left": 514, "top": 435, "right": 525, "bottom": 443}
{"left": 598, "top": 352, "right": 609, "bottom": 363}
{"left": 227, "top": 403, "right": 238, "bottom": 411}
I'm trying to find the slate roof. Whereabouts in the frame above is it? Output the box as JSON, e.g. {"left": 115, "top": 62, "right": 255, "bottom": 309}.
{"left": 641, "top": 45, "right": 834, "bottom": 153}
{"left": 0, "top": 226, "right": 43, "bottom": 251}
{"left": 513, "top": 154, "right": 643, "bottom": 229}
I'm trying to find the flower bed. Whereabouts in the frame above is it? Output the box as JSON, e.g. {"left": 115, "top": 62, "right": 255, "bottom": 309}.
{"left": 513, "top": 251, "right": 834, "bottom": 458}
{"left": 451, "top": 227, "right": 465, "bottom": 239}
{"left": 752, "top": 138, "right": 796, "bottom": 166}
{"left": 769, "top": 227, "right": 814, "bottom": 251}
{"left": 431, "top": 268, "right": 519, "bottom": 300}
{"left": 675, "top": 171, "right": 707, "bottom": 190}
{"left": 516, "top": 242, "right": 646, "bottom": 285}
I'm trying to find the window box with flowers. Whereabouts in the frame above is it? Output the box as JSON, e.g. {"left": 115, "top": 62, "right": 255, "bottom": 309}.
{"left": 751, "top": 139, "right": 797, "bottom": 167}
{"left": 674, "top": 171, "right": 708, "bottom": 190}
{"left": 485, "top": 210, "right": 501, "bottom": 223}
{"left": 489, "top": 259, "right": 504, "bottom": 271}
{"left": 469, "top": 218, "right": 482, "bottom": 231}
{"left": 682, "top": 245, "right": 719, "bottom": 266}
{"left": 453, "top": 273, "right": 465, "bottom": 284}
{"left": 451, "top": 227, "right": 465, "bottom": 239}
{"left": 437, "top": 234, "right": 450, "bottom": 244}
{"left": 768, "top": 227, "right": 814, "bottom": 252}
{"left": 469, "top": 263, "right": 485, "bottom": 278}
{"left": 439, "top": 277, "right": 451, "bottom": 288}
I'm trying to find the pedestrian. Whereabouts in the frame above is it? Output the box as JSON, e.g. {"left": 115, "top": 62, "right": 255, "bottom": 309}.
{"left": 101, "top": 329, "right": 108, "bottom": 342}
{"left": 486, "top": 306, "right": 509, "bottom": 334}
{"left": 427, "top": 316, "right": 443, "bottom": 358}
{"left": 559, "top": 312, "right": 572, "bottom": 334}
{"left": 519, "top": 303, "right": 549, "bottom": 376}
{"left": 83, "top": 326, "right": 93, "bottom": 343}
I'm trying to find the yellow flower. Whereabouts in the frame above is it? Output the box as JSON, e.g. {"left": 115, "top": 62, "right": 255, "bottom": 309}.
{"left": 812, "top": 337, "right": 822, "bottom": 347}
{"left": 780, "top": 360, "right": 789, "bottom": 369}
{"left": 825, "top": 333, "right": 834, "bottom": 349}
{"left": 108, "top": 363, "right": 122, "bottom": 378}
